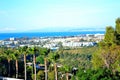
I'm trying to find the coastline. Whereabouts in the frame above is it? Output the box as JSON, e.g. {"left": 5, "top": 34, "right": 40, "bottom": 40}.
{"left": 0, "top": 31, "right": 105, "bottom": 40}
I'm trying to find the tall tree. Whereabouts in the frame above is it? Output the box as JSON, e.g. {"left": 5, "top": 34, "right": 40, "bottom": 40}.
{"left": 29, "top": 47, "right": 39, "bottom": 80}
{"left": 115, "top": 18, "right": 120, "bottom": 45}
{"left": 104, "top": 26, "right": 115, "bottom": 46}
{"left": 48, "top": 52, "right": 60, "bottom": 80}
{"left": 115, "top": 18, "right": 120, "bottom": 34}
{"left": 13, "top": 48, "right": 21, "bottom": 78}
{"left": 92, "top": 19, "right": 120, "bottom": 73}
{"left": 44, "top": 58, "right": 48, "bottom": 80}
{"left": 21, "top": 46, "right": 29, "bottom": 80}
{"left": 0, "top": 47, "right": 7, "bottom": 76}
{"left": 4, "top": 48, "right": 15, "bottom": 77}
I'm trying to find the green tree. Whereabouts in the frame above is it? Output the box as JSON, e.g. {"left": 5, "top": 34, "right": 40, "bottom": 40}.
{"left": 0, "top": 47, "right": 7, "bottom": 76}
{"left": 64, "top": 65, "right": 70, "bottom": 80}
{"left": 76, "top": 68, "right": 116, "bottom": 80}
{"left": 92, "top": 46, "right": 120, "bottom": 71}
{"left": 13, "top": 48, "right": 21, "bottom": 78}
{"left": 21, "top": 46, "right": 29, "bottom": 80}
{"left": 48, "top": 52, "right": 60, "bottom": 80}
{"left": 36, "top": 56, "right": 44, "bottom": 64}
{"left": 115, "top": 18, "right": 120, "bottom": 34}
{"left": 104, "top": 26, "right": 115, "bottom": 46}
{"left": 59, "top": 65, "right": 71, "bottom": 80}
{"left": 92, "top": 19, "right": 120, "bottom": 73}
{"left": 29, "top": 47, "right": 39, "bottom": 80}
{"left": 4, "top": 48, "right": 15, "bottom": 77}
{"left": 115, "top": 18, "right": 120, "bottom": 45}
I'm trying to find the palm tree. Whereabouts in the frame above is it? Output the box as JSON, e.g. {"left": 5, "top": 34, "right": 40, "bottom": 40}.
{"left": 38, "top": 48, "right": 50, "bottom": 80}
{"left": 60, "top": 65, "right": 70, "bottom": 80}
{"left": 64, "top": 66, "right": 69, "bottom": 80}
{"left": 0, "top": 47, "right": 5, "bottom": 75}
{"left": 54, "top": 63, "right": 57, "bottom": 80}
{"left": 4, "top": 48, "right": 15, "bottom": 77}
{"left": 21, "top": 46, "right": 29, "bottom": 80}
{"left": 44, "top": 58, "right": 48, "bottom": 80}
{"left": 29, "top": 47, "right": 39, "bottom": 80}
{"left": 48, "top": 52, "right": 60, "bottom": 80}
{"left": 13, "top": 48, "right": 21, "bottom": 78}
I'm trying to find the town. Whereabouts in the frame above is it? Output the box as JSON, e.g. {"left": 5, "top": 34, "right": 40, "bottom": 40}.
{"left": 0, "top": 34, "right": 104, "bottom": 49}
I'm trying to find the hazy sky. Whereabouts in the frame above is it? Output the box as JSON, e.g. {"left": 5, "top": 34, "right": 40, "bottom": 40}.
{"left": 0, "top": 0, "right": 120, "bottom": 32}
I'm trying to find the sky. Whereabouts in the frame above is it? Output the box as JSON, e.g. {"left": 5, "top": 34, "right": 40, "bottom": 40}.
{"left": 0, "top": 0, "right": 120, "bottom": 33}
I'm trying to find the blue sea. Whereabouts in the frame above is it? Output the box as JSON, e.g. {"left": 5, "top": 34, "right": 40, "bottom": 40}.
{"left": 0, "top": 31, "right": 105, "bottom": 40}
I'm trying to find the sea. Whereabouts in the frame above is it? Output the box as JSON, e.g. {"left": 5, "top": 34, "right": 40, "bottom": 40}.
{"left": 0, "top": 31, "right": 105, "bottom": 40}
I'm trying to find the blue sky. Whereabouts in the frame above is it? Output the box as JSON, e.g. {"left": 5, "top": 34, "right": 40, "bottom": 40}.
{"left": 0, "top": 0, "right": 120, "bottom": 32}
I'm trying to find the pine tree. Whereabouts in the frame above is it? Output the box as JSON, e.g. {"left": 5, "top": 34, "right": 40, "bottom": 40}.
{"left": 92, "top": 18, "right": 120, "bottom": 73}
{"left": 104, "top": 26, "right": 115, "bottom": 46}
{"left": 115, "top": 18, "right": 120, "bottom": 45}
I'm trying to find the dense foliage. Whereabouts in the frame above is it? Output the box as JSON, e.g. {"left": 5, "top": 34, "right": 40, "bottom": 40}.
{"left": 58, "top": 47, "right": 97, "bottom": 68}
{"left": 91, "top": 18, "right": 120, "bottom": 79}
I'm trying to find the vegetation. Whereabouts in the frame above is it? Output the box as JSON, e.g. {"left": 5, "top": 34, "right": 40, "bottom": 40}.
{"left": 92, "top": 18, "right": 120, "bottom": 70}
{"left": 58, "top": 47, "right": 97, "bottom": 68}
{"left": 91, "top": 18, "right": 120, "bottom": 79}
{"left": 0, "top": 18, "right": 120, "bottom": 80}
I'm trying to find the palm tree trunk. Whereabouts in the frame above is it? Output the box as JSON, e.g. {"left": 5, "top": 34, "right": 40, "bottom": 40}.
{"left": 8, "top": 59, "right": 10, "bottom": 77}
{"left": 54, "top": 63, "right": 57, "bottom": 80}
{"left": 44, "top": 58, "right": 47, "bottom": 80}
{"left": 66, "top": 73, "right": 69, "bottom": 80}
{"left": 16, "top": 60, "right": 18, "bottom": 78}
{"left": 24, "top": 54, "right": 27, "bottom": 80}
{"left": 33, "top": 54, "right": 36, "bottom": 80}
